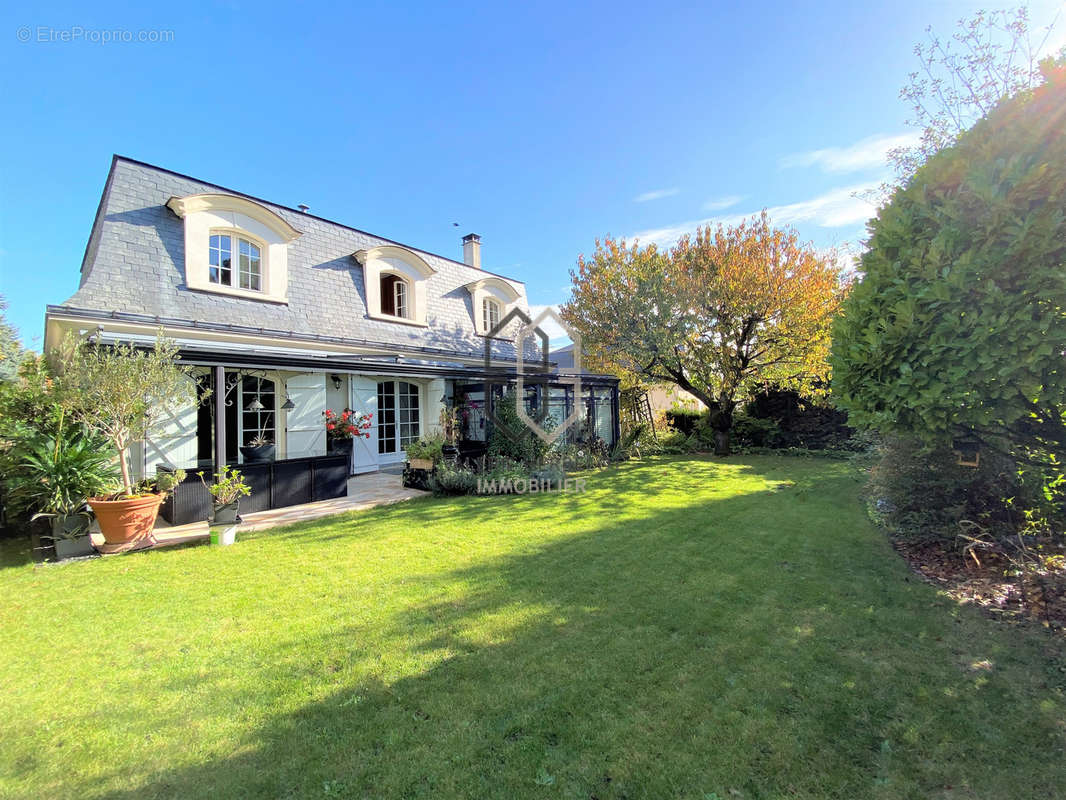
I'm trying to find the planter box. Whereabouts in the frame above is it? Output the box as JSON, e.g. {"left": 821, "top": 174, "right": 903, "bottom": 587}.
{"left": 54, "top": 537, "right": 95, "bottom": 560}
{"left": 160, "top": 454, "right": 348, "bottom": 525}
{"left": 409, "top": 458, "right": 434, "bottom": 470}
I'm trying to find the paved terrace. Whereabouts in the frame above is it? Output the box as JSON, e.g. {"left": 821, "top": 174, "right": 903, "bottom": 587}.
{"left": 92, "top": 472, "right": 427, "bottom": 555}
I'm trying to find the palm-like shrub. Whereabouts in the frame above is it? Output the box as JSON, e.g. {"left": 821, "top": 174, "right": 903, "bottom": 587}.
{"left": 5, "top": 417, "right": 118, "bottom": 536}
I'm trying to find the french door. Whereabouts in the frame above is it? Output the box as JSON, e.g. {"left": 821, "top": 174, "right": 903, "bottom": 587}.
{"left": 377, "top": 380, "right": 420, "bottom": 455}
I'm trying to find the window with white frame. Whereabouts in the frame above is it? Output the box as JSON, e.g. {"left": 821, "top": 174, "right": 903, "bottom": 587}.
{"left": 482, "top": 297, "right": 501, "bottom": 333}
{"left": 380, "top": 274, "right": 410, "bottom": 319}
{"left": 209, "top": 233, "right": 262, "bottom": 291}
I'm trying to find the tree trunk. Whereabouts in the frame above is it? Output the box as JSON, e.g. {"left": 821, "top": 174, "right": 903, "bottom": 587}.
{"left": 709, "top": 400, "right": 736, "bottom": 456}
{"left": 117, "top": 444, "right": 133, "bottom": 497}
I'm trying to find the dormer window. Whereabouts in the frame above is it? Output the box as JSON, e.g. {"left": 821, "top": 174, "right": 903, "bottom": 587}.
{"left": 483, "top": 297, "right": 501, "bottom": 332}
{"left": 464, "top": 276, "right": 522, "bottom": 336}
{"left": 353, "top": 245, "right": 436, "bottom": 327}
{"left": 209, "top": 233, "right": 262, "bottom": 291}
{"left": 380, "top": 274, "right": 410, "bottom": 319}
{"left": 167, "top": 193, "right": 301, "bottom": 304}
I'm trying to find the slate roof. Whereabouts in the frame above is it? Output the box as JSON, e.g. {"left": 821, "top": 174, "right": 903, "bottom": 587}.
{"left": 58, "top": 156, "right": 530, "bottom": 360}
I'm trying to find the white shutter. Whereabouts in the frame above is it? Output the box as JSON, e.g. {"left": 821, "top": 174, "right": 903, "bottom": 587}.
{"left": 285, "top": 374, "right": 327, "bottom": 456}
{"left": 144, "top": 374, "right": 198, "bottom": 472}
{"left": 349, "top": 376, "right": 379, "bottom": 474}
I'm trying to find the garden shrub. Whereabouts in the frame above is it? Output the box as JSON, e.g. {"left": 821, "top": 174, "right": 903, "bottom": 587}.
{"left": 867, "top": 436, "right": 1028, "bottom": 542}
{"left": 429, "top": 462, "right": 480, "bottom": 495}
{"left": 730, "top": 415, "right": 782, "bottom": 448}
{"left": 832, "top": 63, "right": 1066, "bottom": 464}
{"left": 487, "top": 389, "right": 552, "bottom": 467}
{"left": 664, "top": 408, "right": 702, "bottom": 437}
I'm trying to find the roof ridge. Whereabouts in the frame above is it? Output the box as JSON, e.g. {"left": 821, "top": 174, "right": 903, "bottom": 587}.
{"left": 111, "top": 154, "right": 526, "bottom": 286}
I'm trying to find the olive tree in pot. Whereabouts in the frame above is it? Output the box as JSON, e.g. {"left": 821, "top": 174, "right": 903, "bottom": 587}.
{"left": 197, "top": 465, "right": 250, "bottom": 525}
{"left": 53, "top": 332, "right": 202, "bottom": 544}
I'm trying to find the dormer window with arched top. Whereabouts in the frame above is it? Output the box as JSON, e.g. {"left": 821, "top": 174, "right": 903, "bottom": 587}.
{"left": 465, "top": 276, "right": 522, "bottom": 336}
{"left": 167, "top": 193, "right": 301, "bottom": 304}
{"left": 354, "top": 246, "right": 436, "bottom": 327}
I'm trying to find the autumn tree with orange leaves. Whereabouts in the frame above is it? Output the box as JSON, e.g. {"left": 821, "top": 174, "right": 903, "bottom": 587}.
{"left": 562, "top": 213, "right": 848, "bottom": 454}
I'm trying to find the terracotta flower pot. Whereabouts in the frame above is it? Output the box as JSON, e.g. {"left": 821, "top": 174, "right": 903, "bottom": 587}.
{"left": 88, "top": 493, "right": 164, "bottom": 544}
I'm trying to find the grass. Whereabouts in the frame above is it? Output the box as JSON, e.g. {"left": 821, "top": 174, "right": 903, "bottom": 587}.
{"left": 0, "top": 455, "right": 1064, "bottom": 799}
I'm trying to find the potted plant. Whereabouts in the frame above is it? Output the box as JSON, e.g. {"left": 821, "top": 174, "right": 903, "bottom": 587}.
{"left": 405, "top": 434, "right": 445, "bottom": 471}
{"left": 239, "top": 433, "right": 275, "bottom": 463}
{"left": 197, "top": 465, "right": 250, "bottom": 526}
{"left": 440, "top": 405, "right": 461, "bottom": 462}
{"left": 52, "top": 331, "right": 203, "bottom": 545}
{"left": 323, "top": 408, "right": 372, "bottom": 455}
{"left": 7, "top": 415, "right": 119, "bottom": 559}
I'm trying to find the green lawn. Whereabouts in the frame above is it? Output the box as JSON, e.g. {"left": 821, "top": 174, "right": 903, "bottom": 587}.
{"left": 1, "top": 456, "right": 1063, "bottom": 799}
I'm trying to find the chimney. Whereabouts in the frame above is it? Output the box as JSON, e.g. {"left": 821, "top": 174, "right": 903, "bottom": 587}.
{"left": 462, "top": 233, "right": 481, "bottom": 269}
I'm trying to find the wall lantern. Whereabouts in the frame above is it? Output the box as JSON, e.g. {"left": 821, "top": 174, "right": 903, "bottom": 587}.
{"left": 281, "top": 395, "right": 296, "bottom": 411}
{"left": 330, "top": 374, "right": 342, "bottom": 390}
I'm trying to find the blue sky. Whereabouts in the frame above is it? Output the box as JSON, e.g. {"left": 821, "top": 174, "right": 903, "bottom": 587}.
{"left": 2, "top": 1, "right": 1064, "bottom": 347}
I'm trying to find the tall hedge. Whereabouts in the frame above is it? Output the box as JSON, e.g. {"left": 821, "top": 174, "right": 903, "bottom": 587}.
{"left": 832, "top": 62, "right": 1066, "bottom": 456}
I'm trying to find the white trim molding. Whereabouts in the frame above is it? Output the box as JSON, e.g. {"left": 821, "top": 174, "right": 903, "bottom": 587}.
{"left": 167, "top": 193, "right": 302, "bottom": 304}
{"left": 463, "top": 276, "right": 522, "bottom": 335}
{"left": 353, "top": 245, "right": 437, "bottom": 327}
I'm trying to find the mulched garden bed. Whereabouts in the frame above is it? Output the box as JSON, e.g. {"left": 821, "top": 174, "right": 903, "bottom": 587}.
{"left": 891, "top": 535, "right": 1066, "bottom": 633}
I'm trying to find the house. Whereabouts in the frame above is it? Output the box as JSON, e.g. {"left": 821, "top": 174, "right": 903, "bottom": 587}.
{"left": 44, "top": 156, "right": 619, "bottom": 515}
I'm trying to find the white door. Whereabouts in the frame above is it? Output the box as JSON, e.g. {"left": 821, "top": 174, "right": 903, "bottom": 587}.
{"left": 144, "top": 374, "right": 198, "bottom": 472}
{"left": 285, "top": 374, "right": 327, "bottom": 456}
{"left": 349, "top": 376, "right": 379, "bottom": 475}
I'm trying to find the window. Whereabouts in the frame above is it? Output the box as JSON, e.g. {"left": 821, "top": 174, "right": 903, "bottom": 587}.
{"left": 241, "top": 376, "right": 275, "bottom": 446}
{"left": 377, "top": 380, "right": 420, "bottom": 454}
{"left": 482, "top": 298, "right": 501, "bottom": 333}
{"left": 380, "top": 274, "right": 410, "bottom": 319}
{"left": 463, "top": 277, "right": 521, "bottom": 335}
{"left": 209, "top": 234, "right": 232, "bottom": 286}
{"left": 210, "top": 233, "right": 262, "bottom": 291}
{"left": 168, "top": 193, "right": 300, "bottom": 303}
{"left": 238, "top": 238, "right": 262, "bottom": 290}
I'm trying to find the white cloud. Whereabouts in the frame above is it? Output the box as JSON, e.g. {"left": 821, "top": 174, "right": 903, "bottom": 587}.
{"left": 780, "top": 132, "right": 920, "bottom": 173}
{"left": 629, "top": 183, "right": 880, "bottom": 248}
{"left": 527, "top": 304, "right": 572, "bottom": 346}
{"left": 633, "top": 187, "right": 679, "bottom": 203}
{"left": 702, "top": 195, "right": 743, "bottom": 212}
